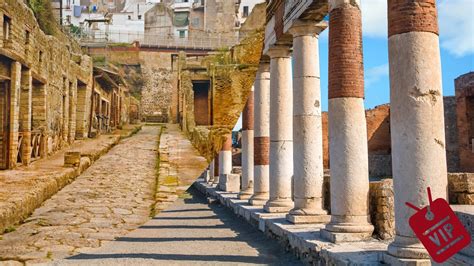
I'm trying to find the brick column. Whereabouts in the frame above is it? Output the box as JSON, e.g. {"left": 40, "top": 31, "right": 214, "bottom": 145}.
{"left": 8, "top": 62, "right": 21, "bottom": 169}
{"left": 287, "top": 21, "right": 330, "bottom": 224}
{"left": 321, "top": 0, "right": 374, "bottom": 242}
{"left": 249, "top": 61, "right": 271, "bottom": 206}
{"left": 218, "top": 133, "right": 233, "bottom": 190}
{"left": 19, "top": 68, "right": 32, "bottom": 166}
{"left": 385, "top": 0, "right": 448, "bottom": 262}
{"left": 264, "top": 45, "right": 294, "bottom": 213}
{"left": 239, "top": 86, "right": 255, "bottom": 199}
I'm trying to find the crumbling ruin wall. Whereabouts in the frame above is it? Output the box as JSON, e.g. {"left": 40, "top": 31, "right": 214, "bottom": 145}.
{"left": 1, "top": 0, "right": 93, "bottom": 163}
{"left": 455, "top": 72, "right": 474, "bottom": 172}
{"left": 140, "top": 67, "right": 173, "bottom": 122}
{"left": 449, "top": 173, "right": 474, "bottom": 204}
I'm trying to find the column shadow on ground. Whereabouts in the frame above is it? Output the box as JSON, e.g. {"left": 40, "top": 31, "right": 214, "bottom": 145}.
{"left": 66, "top": 187, "right": 303, "bottom": 265}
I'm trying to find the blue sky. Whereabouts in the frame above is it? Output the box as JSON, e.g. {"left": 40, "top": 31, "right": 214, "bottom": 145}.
{"left": 234, "top": 0, "right": 473, "bottom": 129}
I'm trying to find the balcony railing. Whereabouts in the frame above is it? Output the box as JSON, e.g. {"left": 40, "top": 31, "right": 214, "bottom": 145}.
{"left": 69, "top": 29, "right": 241, "bottom": 50}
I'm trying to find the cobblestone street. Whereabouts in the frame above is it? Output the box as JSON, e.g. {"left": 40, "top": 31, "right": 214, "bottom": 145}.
{"left": 0, "top": 126, "right": 161, "bottom": 265}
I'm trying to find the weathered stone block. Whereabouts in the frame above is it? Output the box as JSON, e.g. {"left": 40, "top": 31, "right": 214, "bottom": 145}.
{"left": 64, "top": 152, "right": 81, "bottom": 167}
{"left": 218, "top": 174, "right": 240, "bottom": 193}
{"left": 458, "top": 194, "right": 474, "bottom": 205}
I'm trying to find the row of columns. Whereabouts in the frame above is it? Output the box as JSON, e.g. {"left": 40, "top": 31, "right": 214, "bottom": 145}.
{"left": 208, "top": 0, "right": 447, "bottom": 262}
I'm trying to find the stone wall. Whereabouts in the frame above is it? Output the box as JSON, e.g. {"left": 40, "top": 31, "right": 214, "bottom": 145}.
{"left": 449, "top": 173, "right": 474, "bottom": 204}
{"left": 140, "top": 67, "right": 173, "bottom": 121}
{"left": 445, "top": 96, "right": 460, "bottom": 172}
{"left": 369, "top": 179, "right": 395, "bottom": 239}
{"left": 455, "top": 72, "right": 474, "bottom": 172}
{"left": 0, "top": 0, "right": 93, "bottom": 168}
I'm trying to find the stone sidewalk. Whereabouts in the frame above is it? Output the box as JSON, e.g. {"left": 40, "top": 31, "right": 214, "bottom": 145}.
{"left": 0, "top": 125, "right": 158, "bottom": 265}
{"left": 0, "top": 125, "right": 142, "bottom": 234}
{"left": 56, "top": 187, "right": 302, "bottom": 266}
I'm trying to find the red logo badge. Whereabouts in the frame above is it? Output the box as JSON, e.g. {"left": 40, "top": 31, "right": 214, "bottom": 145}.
{"left": 405, "top": 187, "right": 471, "bottom": 263}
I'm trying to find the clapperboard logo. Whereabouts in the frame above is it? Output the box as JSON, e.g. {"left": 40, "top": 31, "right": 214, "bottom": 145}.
{"left": 406, "top": 187, "right": 471, "bottom": 263}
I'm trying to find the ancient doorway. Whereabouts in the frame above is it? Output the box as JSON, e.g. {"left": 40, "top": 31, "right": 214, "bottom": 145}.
{"left": 192, "top": 80, "right": 210, "bottom": 126}
{"left": 0, "top": 81, "right": 10, "bottom": 169}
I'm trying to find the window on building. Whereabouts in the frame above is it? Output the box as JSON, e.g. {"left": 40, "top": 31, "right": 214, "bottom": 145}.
{"left": 3, "top": 15, "right": 11, "bottom": 40}
{"left": 179, "top": 30, "right": 186, "bottom": 38}
{"left": 39, "top": 51, "right": 43, "bottom": 63}
{"left": 243, "top": 6, "right": 249, "bottom": 18}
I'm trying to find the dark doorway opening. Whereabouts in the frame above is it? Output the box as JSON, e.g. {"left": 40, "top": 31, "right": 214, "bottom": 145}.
{"left": 0, "top": 81, "right": 10, "bottom": 169}
{"left": 192, "top": 81, "right": 211, "bottom": 126}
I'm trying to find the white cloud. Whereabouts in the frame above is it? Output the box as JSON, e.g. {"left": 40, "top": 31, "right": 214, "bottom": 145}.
{"left": 438, "top": 0, "right": 474, "bottom": 57}
{"left": 361, "top": 0, "right": 387, "bottom": 38}
{"left": 358, "top": 0, "right": 474, "bottom": 57}
{"left": 365, "top": 63, "right": 389, "bottom": 87}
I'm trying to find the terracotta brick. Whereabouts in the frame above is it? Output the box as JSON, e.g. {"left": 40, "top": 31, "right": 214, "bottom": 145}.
{"left": 328, "top": 5, "right": 364, "bottom": 99}
{"left": 242, "top": 92, "right": 254, "bottom": 130}
{"left": 388, "top": 0, "right": 439, "bottom": 37}
{"left": 254, "top": 136, "right": 269, "bottom": 165}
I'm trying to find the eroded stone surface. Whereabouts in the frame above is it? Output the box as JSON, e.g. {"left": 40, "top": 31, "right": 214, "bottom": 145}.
{"left": 0, "top": 126, "right": 160, "bottom": 264}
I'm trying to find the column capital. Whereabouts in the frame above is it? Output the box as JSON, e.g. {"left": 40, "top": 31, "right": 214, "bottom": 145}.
{"left": 257, "top": 61, "right": 270, "bottom": 73}
{"left": 266, "top": 45, "right": 292, "bottom": 59}
{"left": 289, "top": 20, "right": 328, "bottom": 37}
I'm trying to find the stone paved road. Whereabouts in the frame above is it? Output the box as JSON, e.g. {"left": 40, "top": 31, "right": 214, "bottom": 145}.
{"left": 0, "top": 126, "right": 160, "bottom": 265}
{"left": 57, "top": 187, "right": 303, "bottom": 265}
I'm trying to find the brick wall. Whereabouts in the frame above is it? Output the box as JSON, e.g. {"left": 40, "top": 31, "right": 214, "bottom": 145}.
{"left": 455, "top": 72, "right": 474, "bottom": 172}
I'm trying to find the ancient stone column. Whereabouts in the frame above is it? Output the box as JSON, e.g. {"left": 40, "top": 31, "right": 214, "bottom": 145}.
{"left": 385, "top": 0, "right": 448, "bottom": 262}
{"left": 209, "top": 159, "right": 215, "bottom": 184}
{"left": 321, "top": 0, "right": 374, "bottom": 242}
{"left": 287, "top": 21, "right": 330, "bottom": 224}
{"left": 218, "top": 133, "right": 233, "bottom": 190}
{"left": 239, "top": 86, "right": 255, "bottom": 199}
{"left": 249, "top": 61, "right": 271, "bottom": 206}
{"left": 264, "top": 46, "right": 294, "bottom": 213}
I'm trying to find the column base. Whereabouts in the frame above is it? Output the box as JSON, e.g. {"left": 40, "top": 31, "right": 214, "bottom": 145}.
{"left": 286, "top": 213, "right": 330, "bottom": 224}
{"left": 263, "top": 199, "right": 293, "bottom": 213}
{"left": 248, "top": 194, "right": 269, "bottom": 206}
{"left": 382, "top": 253, "right": 431, "bottom": 266}
{"left": 217, "top": 174, "right": 240, "bottom": 192}
{"left": 238, "top": 190, "right": 253, "bottom": 200}
{"left": 387, "top": 235, "right": 430, "bottom": 260}
{"left": 320, "top": 229, "right": 373, "bottom": 243}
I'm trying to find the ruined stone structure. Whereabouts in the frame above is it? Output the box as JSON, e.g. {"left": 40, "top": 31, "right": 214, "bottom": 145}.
{"left": 90, "top": 67, "right": 130, "bottom": 136}
{"left": 0, "top": 0, "right": 135, "bottom": 170}
{"left": 0, "top": 0, "right": 91, "bottom": 169}
{"left": 456, "top": 72, "right": 474, "bottom": 172}
{"left": 206, "top": 0, "right": 473, "bottom": 264}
